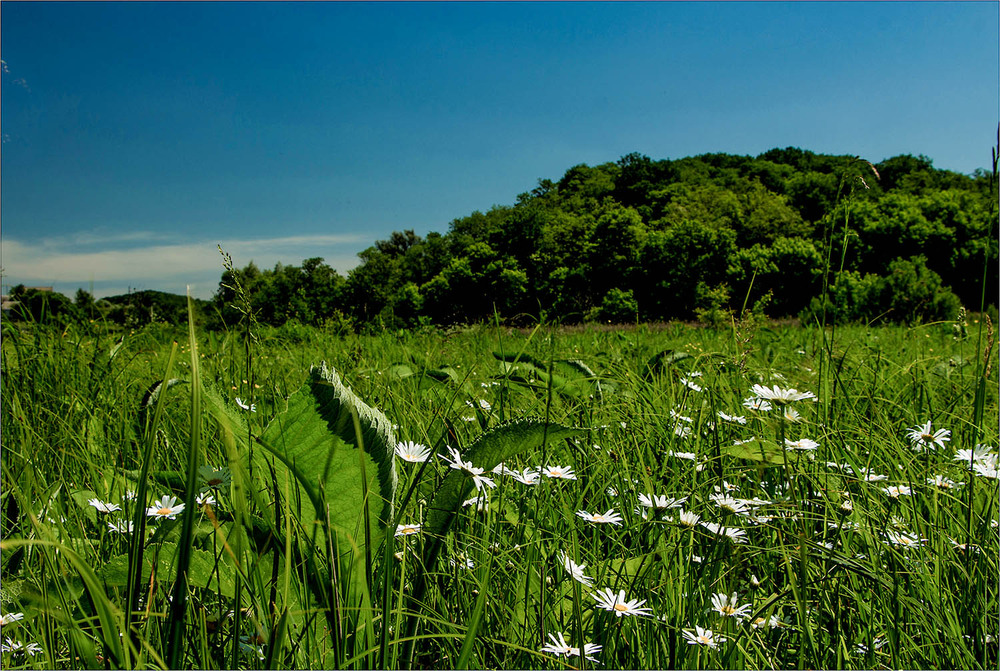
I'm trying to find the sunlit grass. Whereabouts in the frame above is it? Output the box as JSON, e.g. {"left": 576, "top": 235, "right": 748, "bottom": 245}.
{"left": 1, "top": 315, "right": 997, "bottom": 669}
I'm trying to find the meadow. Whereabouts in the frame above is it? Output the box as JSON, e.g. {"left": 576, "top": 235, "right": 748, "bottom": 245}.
{"left": 1, "top": 312, "right": 997, "bottom": 670}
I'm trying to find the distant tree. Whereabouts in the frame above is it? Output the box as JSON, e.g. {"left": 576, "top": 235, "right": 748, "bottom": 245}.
{"left": 638, "top": 220, "right": 737, "bottom": 320}
{"left": 733, "top": 181, "right": 810, "bottom": 246}
{"left": 876, "top": 154, "right": 935, "bottom": 192}
{"left": 9, "top": 285, "right": 83, "bottom": 326}
{"left": 586, "top": 201, "right": 647, "bottom": 300}
{"left": 74, "top": 288, "right": 96, "bottom": 319}
{"left": 730, "top": 237, "right": 823, "bottom": 317}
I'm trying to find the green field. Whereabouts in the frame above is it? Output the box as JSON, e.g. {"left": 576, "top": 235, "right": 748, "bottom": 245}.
{"left": 1, "top": 315, "right": 997, "bottom": 669}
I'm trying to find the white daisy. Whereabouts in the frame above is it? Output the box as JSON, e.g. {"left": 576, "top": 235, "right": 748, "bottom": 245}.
{"left": 973, "top": 457, "right": 1000, "bottom": 480}
{"left": 88, "top": 498, "right": 121, "bottom": 514}
{"left": 506, "top": 467, "right": 541, "bottom": 486}
{"left": 1, "top": 638, "right": 43, "bottom": 656}
{"left": 678, "top": 510, "right": 701, "bottom": 527}
{"left": 954, "top": 445, "right": 996, "bottom": 465}
{"left": 395, "top": 441, "right": 433, "bottom": 463}
{"left": 743, "top": 397, "right": 773, "bottom": 412}
{"left": 449, "top": 555, "right": 475, "bottom": 569}
{"left": 710, "top": 494, "right": 751, "bottom": 515}
{"left": 717, "top": 411, "right": 747, "bottom": 424}
{"left": 949, "top": 538, "right": 981, "bottom": 554}
{"left": 750, "top": 384, "right": 816, "bottom": 405}
{"left": 541, "top": 465, "right": 577, "bottom": 480}
{"left": 680, "top": 377, "right": 703, "bottom": 392}
{"left": 711, "top": 592, "right": 752, "bottom": 619}
{"left": 714, "top": 480, "right": 740, "bottom": 494}
{"left": 592, "top": 587, "right": 653, "bottom": 617}
{"left": 559, "top": 553, "right": 594, "bottom": 587}
{"left": 465, "top": 399, "right": 491, "bottom": 411}
{"left": 751, "top": 613, "right": 789, "bottom": 629}
{"left": 462, "top": 495, "right": 489, "bottom": 511}
{"left": 440, "top": 446, "right": 496, "bottom": 491}
{"left": 858, "top": 468, "right": 888, "bottom": 482}
{"left": 683, "top": 625, "right": 725, "bottom": 649}
{"left": 198, "top": 464, "right": 232, "bottom": 491}
{"left": 576, "top": 509, "right": 623, "bottom": 526}
{"left": 539, "top": 631, "right": 602, "bottom": 663}
{"left": 784, "top": 438, "right": 820, "bottom": 451}
{"left": 881, "top": 485, "right": 912, "bottom": 499}
{"left": 146, "top": 495, "right": 185, "bottom": 520}
{"left": 638, "top": 493, "right": 688, "bottom": 509}
{"left": 699, "top": 521, "right": 747, "bottom": 543}
{"left": 906, "top": 420, "right": 950, "bottom": 451}
{"left": 235, "top": 397, "right": 256, "bottom": 413}
{"left": 782, "top": 407, "right": 803, "bottom": 423}
{"left": 673, "top": 424, "right": 693, "bottom": 438}
{"left": 0, "top": 612, "right": 24, "bottom": 627}
{"left": 107, "top": 520, "right": 135, "bottom": 534}
{"left": 884, "top": 529, "right": 925, "bottom": 548}
{"left": 394, "top": 524, "right": 421, "bottom": 538}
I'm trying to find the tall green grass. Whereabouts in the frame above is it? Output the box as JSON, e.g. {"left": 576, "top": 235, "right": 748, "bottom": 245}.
{"left": 1, "top": 313, "right": 997, "bottom": 669}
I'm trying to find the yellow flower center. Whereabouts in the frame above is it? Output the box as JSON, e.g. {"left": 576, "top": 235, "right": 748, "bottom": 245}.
{"left": 722, "top": 605, "right": 736, "bottom": 615}
{"left": 613, "top": 603, "right": 629, "bottom": 612}
{"left": 157, "top": 507, "right": 173, "bottom": 515}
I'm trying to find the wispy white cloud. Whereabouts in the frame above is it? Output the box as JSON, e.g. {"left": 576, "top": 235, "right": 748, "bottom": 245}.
{"left": 1, "top": 233, "right": 368, "bottom": 300}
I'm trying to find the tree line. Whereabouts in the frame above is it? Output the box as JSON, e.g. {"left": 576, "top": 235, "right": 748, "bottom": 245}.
{"left": 9, "top": 147, "right": 998, "bottom": 331}
{"left": 215, "top": 148, "right": 998, "bottom": 330}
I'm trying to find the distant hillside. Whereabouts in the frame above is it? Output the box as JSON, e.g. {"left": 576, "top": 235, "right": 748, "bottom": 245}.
{"left": 215, "top": 147, "right": 998, "bottom": 329}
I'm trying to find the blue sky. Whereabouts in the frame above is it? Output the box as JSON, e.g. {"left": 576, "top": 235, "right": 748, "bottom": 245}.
{"left": 2, "top": 1, "right": 997, "bottom": 299}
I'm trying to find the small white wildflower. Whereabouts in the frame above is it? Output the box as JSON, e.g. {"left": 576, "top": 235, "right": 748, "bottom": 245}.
{"left": 882, "top": 485, "right": 912, "bottom": 499}
{"left": 559, "top": 553, "right": 594, "bottom": 587}
{"left": 683, "top": 625, "right": 725, "bottom": 648}
{"left": 395, "top": 441, "right": 433, "bottom": 463}
{"left": 394, "top": 524, "right": 422, "bottom": 538}
{"left": 717, "top": 411, "right": 747, "bottom": 424}
{"left": 88, "top": 498, "right": 121, "bottom": 514}
{"left": 576, "top": 509, "right": 623, "bottom": 526}
{"left": 906, "top": 420, "right": 950, "bottom": 451}
{"left": 711, "top": 592, "right": 752, "bottom": 619}
{"left": 235, "top": 397, "right": 256, "bottom": 413}
{"left": 750, "top": 384, "right": 816, "bottom": 405}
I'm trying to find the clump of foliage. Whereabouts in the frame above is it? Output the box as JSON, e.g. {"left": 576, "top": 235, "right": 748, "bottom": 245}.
{"left": 211, "top": 147, "right": 996, "bottom": 330}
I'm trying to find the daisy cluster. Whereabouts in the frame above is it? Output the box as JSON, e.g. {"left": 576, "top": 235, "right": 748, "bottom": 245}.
{"left": 80, "top": 464, "right": 233, "bottom": 534}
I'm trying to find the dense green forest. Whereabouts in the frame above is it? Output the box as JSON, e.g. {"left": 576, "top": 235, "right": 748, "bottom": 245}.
{"left": 10, "top": 147, "right": 999, "bottom": 331}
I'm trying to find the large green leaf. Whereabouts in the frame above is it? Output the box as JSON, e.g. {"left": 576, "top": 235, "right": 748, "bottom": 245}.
{"left": 255, "top": 363, "right": 398, "bottom": 598}
{"left": 100, "top": 542, "right": 237, "bottom": 598}
{"left": 721, "top": 438, "right": 785, "bottom": 464}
